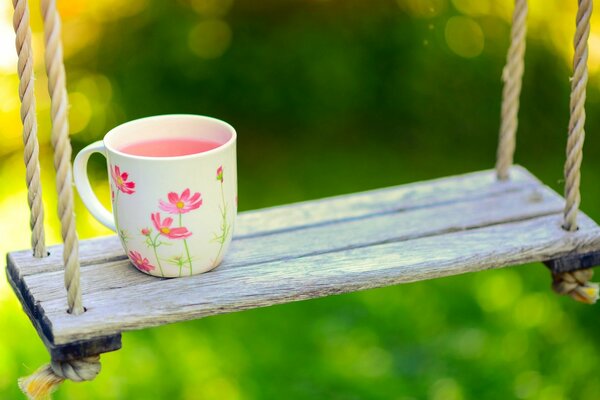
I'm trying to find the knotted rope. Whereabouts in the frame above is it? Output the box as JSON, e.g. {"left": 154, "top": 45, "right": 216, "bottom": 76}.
{"left": 497, "top": 0, "right": 598, "bottom": 302}
{"left": 18, "top": 356, "right": 101, "bottom": 400}
{"left": 551, "top": 269, "right": 599, "bottom": 304}
{"left": 41, "top": 0, "right": 83, "bottom": 316}
{"left": 496, "top": 0, "right": 527, "bottom": 181}
{"left": 553, "top": 0, "right": 597, "bottom": 303}
{"left": 12, "top": 0, "right": 46, "bottom": 258}
{"left": 14, "top": 1, "right": 96, "bottom": 398}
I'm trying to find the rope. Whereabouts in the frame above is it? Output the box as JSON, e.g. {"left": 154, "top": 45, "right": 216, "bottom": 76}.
{"left": 496, "top": 0, "right": 528, "bottom": 180}
{"left": 552, "top": 269, "right": 599, "bottom": 304}
{"left": 564, "top": 0, "right": 593, "bottom": 231}
{"left": 18, "top": 356, "right": 101, "bottom": 400}
{"left": 41, "top": 0, "right": 83, "bottom": 315}
{"left": 14, "top": 1, "right": 93, "bottom": 398}
{"left": 12, "top": 0, "right": 47, "bottom": 258}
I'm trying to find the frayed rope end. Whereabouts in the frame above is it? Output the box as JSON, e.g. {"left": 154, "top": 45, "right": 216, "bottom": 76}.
{"left": 569, "top": 282, "right": 599, "bottom": 304}
{"left": 18, "top": 356, "right": 101, "bottom": 399}
{"left": 18, "top": 364, "right": 64, "bottom": 400}
{"left": 552, "top": 269, "right": 600, "bottom": 304}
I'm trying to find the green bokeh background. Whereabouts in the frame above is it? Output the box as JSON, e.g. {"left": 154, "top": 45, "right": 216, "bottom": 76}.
{"left": 1, "top": 0, "right": 600, "bottom": 399}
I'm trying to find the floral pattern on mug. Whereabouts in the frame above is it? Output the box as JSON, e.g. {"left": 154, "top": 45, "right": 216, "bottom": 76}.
{"left": 129, "top": 250, "right": 155, "bottom": 272}
{"left": 111, "top": 165, "right": 135, "bottom": 194}
{"left": 157, "top": 189, "right": 202, "bottom": 276}
{"left": 159, "top": 189, "right": 202, "bottom": 214}
{"left": 151, "top": 213, "right": 192, "bottom": 239}
{"left": 119, "top": 167, "right": 233, "bottom": 277}
{"left": 110, "top": 164, "right": 136, "bottom": 245}
{"left": 212, "top": 165, "right": 232, "bottom": 267}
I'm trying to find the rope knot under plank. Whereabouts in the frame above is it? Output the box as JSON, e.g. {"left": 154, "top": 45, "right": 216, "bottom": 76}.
{"left": 18, "top": 356, "right": 101, "bottom": 400}
{"left": 552, "top": 269, "right": 599, "bottom": 304}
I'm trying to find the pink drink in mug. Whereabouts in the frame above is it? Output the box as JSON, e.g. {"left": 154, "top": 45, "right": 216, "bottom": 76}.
{"left": 73, "top": 115, "right": 237, "bottom": 278}
{"left": 119, "top": 138, "right": 222, "bottom": 157}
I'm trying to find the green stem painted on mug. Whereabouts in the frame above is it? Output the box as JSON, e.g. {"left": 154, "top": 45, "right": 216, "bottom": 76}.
{"left": 179, "top": 214, "right": 193, "bottom": 275}
{"left": 214, "top": 181, "right": 228, "bottom": 266}
{"left": 114, "top": 190, "right": 121, "bottom": 233}
{"left": 151, "top": 233, "right": 165, "bottom": 277}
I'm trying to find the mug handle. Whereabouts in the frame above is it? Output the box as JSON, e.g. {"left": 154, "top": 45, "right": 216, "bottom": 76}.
{"left": 73, "top": 140, "right": 116, "bottom": 231}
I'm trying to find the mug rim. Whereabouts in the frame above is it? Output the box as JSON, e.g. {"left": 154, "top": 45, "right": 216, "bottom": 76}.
{"left": 103, "top": 114, "right": 237, "bottom": 161}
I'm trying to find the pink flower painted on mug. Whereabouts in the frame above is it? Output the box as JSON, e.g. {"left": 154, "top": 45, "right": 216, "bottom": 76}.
{"left": 111, "top": 165, "right": 136, "bottom": 194}
{"left": 216, "top": 165, "right": 224, "bottom": 182}
{"left": 151, "top": 212, "right": 192, "bottom": 239}
{"left": 129, "top": 250, "right": 155, "bottom": 272}
{"left": 141, "top": 228, "right": 151, "bottom": 236}
{"left": 159, "top": 189, "right": 202, "bottom": 214}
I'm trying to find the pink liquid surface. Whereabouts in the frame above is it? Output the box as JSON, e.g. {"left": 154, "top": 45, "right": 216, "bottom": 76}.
{"left": 119, "top": 138, "right": 222, "bottom": 157}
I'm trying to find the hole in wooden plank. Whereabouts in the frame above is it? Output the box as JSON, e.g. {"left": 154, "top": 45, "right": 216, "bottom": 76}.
{"left": 66, "top": 306, "right": 88, "bottom": 315}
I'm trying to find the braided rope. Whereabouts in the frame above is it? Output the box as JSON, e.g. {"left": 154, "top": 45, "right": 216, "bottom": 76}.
{"left": 14, "top": 1, "right": 95, "bottom": 398}
{"left": 496, "top": 0, "right": 528, "bottom": 180}
{"left": 41, "top": 0, "right": 83, "bottom": 315}
{"left": 12, "top": 0, "right": 47, "bottom": 258}
{"left": 564, "top": 0, "right": 593, "bottom": 231}
{"left": 18, "top": 356, "right": 101, "bottom": 400}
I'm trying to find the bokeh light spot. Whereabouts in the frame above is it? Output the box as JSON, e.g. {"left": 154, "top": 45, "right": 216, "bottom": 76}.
{"left": 69, "top": 92, "right": 92, "bottom": 134}
{"left": 88, "top": 0, "right": 148, "bottom": 22}
{"left": 587, "top": 33, "right": 600, "bottom": 73}
{"left": 538, "top": 385, "right": 566, "bottom": 400}
{"left": 453, "top": 328, "right": 485, "bottom": 359}
{"left": 356, "top": 346, "right": 393, "bottom": 378}
{"left": 429, "top": 378, "right": 463, "bottom": 400}
{"left": 0, "top": 76, "right": 18, "bottom": 112}
{"left": 76, "top": 74, "right": 113, "bottom": 104}
{"left": 451, "top": 0, "right": 490, "bottom": 16}
{"left": 514, "top": 370, "right": 542, "bottom": 399}
{"left": 514, "top": 293, "right": 549, "bottom": 328}
{"left": 188, "top": 20, "right": 232, "bottom": 60}
{"left": 500, "top": 331, "right": 529, "bottom": 362}
{"left": 445, "top": 16, "right": 484, "bottom": 58}
{"left": 0, "top": 3, "right": 17, "bottom": 73}
{"left": 474, "top": 270, "right": 522, "bottom": 312}
{"left": 190, "top": 0, "right": 234, "bottom": 17}
{"left": 396, "top": 0, "right": 447, "bottom": 18}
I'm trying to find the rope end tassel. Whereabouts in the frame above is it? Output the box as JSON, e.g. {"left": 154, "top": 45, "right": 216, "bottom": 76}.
{"left": 18, "top": 364, "right": 63, "bottom": 400}
{"left": 18, "top": 356, "right": 101, "bottom": 400}
{"left": 552, "top": 269, "right": 599, "bottom": 304}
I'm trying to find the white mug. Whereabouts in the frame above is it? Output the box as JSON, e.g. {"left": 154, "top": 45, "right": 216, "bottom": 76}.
{"left": 74, "top": 114, "right": 237, "bottom": 278}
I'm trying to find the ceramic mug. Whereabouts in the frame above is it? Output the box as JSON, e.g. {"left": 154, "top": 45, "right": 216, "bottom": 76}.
{"left": 74, "top": 114, "right": 237, "bottom": 277}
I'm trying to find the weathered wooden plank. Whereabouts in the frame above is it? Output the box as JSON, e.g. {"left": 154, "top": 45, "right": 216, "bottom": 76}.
{"left": 5, "top": 266, "right": 122, "bottom": 361}
{"left": 19, "top": 184, "right": 563, "bottom": 304}
{"left": 40, "top": 214, "right": 600, "bottom": 344}
{"left": 9, "top": 166, "right": 539, "bottom": 276}
{"left": 234, "top": 165, "right": 540, "bottom": 238}
{"left": 8, "top": 166, "right": 600, "bottom": 353}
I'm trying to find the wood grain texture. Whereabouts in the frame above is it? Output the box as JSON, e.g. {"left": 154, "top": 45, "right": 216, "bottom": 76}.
{"left": 6, "top": 166, "right": 600, "bottom": 350}
{"left": 234, "top": 165, "right": 540, "bottom": 238}
{"left": 9, "top": 166, "right": 540, "bottom": 276}
{"left": 42, "top": 214, "right": 600, "bottom": 344}
{"left": 5, "top": 266, "right": 122, "bottom": 361}
{"left": 21, "top": 185, "right": 562, "bottom": 304}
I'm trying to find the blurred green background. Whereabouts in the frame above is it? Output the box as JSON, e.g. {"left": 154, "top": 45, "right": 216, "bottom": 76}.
{"left": 2, "top": 0, "right": 600, "bottom": 398}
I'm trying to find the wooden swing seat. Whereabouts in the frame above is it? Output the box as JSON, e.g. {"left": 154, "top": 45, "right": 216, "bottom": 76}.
{"left": 7, "top": 166, "right": 600, "bottom": 361}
